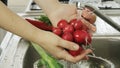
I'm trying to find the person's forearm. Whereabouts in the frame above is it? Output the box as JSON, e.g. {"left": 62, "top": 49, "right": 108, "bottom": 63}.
{"left": 33, "top": 0, "right": 60, "bottom": 16}
{"left": 0, "top": 1, "right": 44, "bottom": 44}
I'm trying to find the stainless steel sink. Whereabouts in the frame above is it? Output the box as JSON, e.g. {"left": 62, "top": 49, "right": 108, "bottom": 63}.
{"left": 0, "top": 29, "right": 6, "bottom": 55}
{"left": 91, "top": 36, "right": 120, "bottom": 68}
{"left": 23, "top": 36, "right": 120, "bottom": 68}
{"left": 0, "top": 29, "right": 6, "bottom": 44}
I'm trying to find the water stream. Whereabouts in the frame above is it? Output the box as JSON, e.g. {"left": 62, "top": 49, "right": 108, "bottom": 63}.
{"left": 34, "top": 37, "right": 115, "bottom": 68}
{"left": 58, "top": 38, "right": 115, "bottom": 68}
{"left": 59, "top": 55, "right": 115, "bottom": 68}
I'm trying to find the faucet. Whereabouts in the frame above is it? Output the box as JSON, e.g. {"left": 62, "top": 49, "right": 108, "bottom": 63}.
{"left": 68, "top": 0, "right": 120, "bottom": 32}
{"left": 69, "top": 0, "right": 102, "bottom": 9}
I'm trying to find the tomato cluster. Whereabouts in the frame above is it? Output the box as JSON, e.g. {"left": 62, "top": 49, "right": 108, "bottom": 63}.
{"left": 52, "top": 19, "right": 92, "bottom": 56}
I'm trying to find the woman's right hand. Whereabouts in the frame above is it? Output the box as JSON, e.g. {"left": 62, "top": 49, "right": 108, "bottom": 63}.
{"left": 37, "top": 31, "right": 92, "bottom": 63}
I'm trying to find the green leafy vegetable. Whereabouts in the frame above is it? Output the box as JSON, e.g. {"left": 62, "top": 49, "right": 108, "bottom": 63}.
{"left": 35, "top": 15, "right": 52, "bottom": 26}
{"left": 31, "top": 42, "right": 63, "bottom": 68}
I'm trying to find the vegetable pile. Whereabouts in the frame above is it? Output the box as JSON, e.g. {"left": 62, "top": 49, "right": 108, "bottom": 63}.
{"left": 26, "top": 16, "right": 92, "bottom": 56}
{"left": 25, "top": 15, "right": 94, "bottom": 68}
{"left": 52, "top": 19, "right": 92, "bottom": 56}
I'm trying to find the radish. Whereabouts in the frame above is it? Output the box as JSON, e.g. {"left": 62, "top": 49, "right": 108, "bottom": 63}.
{"left": 26, "top": 18, "right": 93, "bottom": 57}
{"left": 70, "top": 19, "right": 83, "bottom": 30}
{"left": 73, "top": 30, "right": 92, "bottom": 45}
{"left": 52, "top": 27, "right": 62, "bottom": 36}
{"left": 69, "top": 18, "right": 77, "bottom": 26}
{"left": 62, "top": 32, "right": 73, "bottom": 42}
{"left": 74, "top": 20, "right": 83, "bottom": 30}
{"left": 57, "top": 19, "right": 68, "bottom": 29}
{"left": 63, "top": 25, "right": 74, "bottom": 33}
{"left": 68, "top": 46, "right": 83, "bottom": 56}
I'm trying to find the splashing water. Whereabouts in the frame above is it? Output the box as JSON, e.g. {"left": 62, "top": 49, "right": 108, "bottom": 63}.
{"left": 58, "top": 37, "right": 115, "bottom": 68}
{"left": 58, "top": 55, "right": 115, "bottom": 68}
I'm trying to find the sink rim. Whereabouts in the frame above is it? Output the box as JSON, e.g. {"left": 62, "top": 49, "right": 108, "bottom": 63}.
{"left": 10, "top": 35, "right": 119, "bottom": 68}
{"left": 23, "top": 36, "right": 120, "bottom": 68}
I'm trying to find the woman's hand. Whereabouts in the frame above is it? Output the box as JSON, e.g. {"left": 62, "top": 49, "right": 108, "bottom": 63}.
{"left": 43, "top": 4, "right": 97, "bottom": 62}
{"left": 81, "top": 8, "right": 96, "bottom": 32}
{"left": 35, "top": 1, "right": 96, "bottom": 63}
{"left": 38, "top": 31, "right": 92, "bottom": 63}
{"left": 48, "top": 4, "right": 96, "bottom": 32}
{"left": 48, "top": 4, "right": 77, "bottom": 26}
{"left": 81, "top": 8, "right": 96, "bottom": 24}
{"left": 0, "top": 0, "right": 94, "bottom": 63}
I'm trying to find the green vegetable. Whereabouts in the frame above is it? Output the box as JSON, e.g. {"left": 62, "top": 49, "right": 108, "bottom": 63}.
{"left": 35, "top": 15, "right": 52, "bottom": 26}
{"left": 31, "top": 42, "right": 63, "bottom": 68}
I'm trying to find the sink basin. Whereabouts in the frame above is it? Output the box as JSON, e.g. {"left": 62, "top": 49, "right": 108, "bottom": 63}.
{"left": 23, "top": 36, "right": 120, "bottom": 68}
{"left": 0, "top": 29, "right": 7, "bottom": 55}
{"left": 0, "top": 29, "right": 6, "bottom": 44}
{"left": 91, "top": 36, "right": 120, "bottom": 68}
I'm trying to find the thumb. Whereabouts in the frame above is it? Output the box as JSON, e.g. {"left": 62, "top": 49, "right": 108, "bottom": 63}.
{"left": 58, "top": 39, "right": 79, "bottom": 50}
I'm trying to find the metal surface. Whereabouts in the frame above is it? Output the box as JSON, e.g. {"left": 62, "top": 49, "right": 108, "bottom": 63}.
{"left": 0, "top": 29, "right": 7, "bottom": 56}
{"left": 84, "top": 4, "right": 120, "bottom": 32}
{"left": 0, "top": 34, "right": 29, "bottom": 68}
{"left": 0, "top": 29, "right": 6, "bottom": 44}
{"left": 80, "top": 55, "right": 115, "bottom": 68}
{"left": 23, "top": 36, "right": 120, "bottom": 68}
{"left": 91, "top": 36, "right": 120, "bottom": 68}
{"left": 34, "top": 55, "right": 115, "bottom": 68}
{"left": 56, "top": 55, "right": 114, "bottom": 68}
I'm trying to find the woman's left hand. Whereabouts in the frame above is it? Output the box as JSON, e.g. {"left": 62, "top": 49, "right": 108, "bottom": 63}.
{"left": 48, "top": 4, "right": 96, "bottom": 32}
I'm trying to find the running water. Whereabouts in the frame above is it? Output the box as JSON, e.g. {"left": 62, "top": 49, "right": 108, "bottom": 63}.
{"left": 58, "top": 7, "right": 115, "bottom": 68}
{"left": 59, "top": 37, "right": 96, "bottom": 68}
{"left": 59, "top": 60, "right": 91, "bottom": 68}
{"left": 58, "top": 37, "right": 115, "bottom": 68}
{"left": 34, "top": 36, "right": 115, "bottom": 68}
{"left": 59, "top": 56, "right": 115, "bottom": 68}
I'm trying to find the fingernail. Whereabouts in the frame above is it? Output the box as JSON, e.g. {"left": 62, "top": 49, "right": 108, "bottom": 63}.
{"left": 91, "top": 26, "right": 96, "bottom": 32}
{"left": 90, "top": 24, "right": 96, "bottom": 32}
{"left": 73, "top": 45, "right": 79, "bottom": 50}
